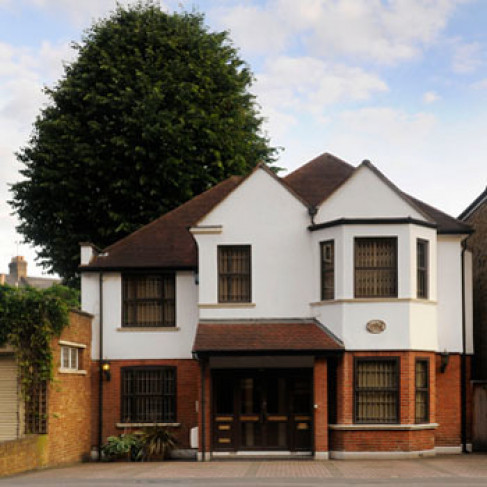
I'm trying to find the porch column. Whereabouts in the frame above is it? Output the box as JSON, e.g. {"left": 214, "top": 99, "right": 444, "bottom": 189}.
{"left": 314, "top": 357, "right": 328, "bottom": 459}
{"left": 198, "top": 358, "right": 211, "bottom": 461}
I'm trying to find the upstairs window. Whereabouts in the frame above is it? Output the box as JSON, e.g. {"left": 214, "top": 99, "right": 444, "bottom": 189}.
{"left": 60, "top": 345, "right": 79, "bottom": 370}
{"left": 355, "top": 237, "right": 397, "bottom": 298}
{"left": 320, "top": 240, "right": 335, "bottom": 300}
{"left": 417, "top": 240, "right": 428, "bottom": 299}
{"left": 218, "top": 245, "right": 251, "bottom": 303}
{"left": 123, "top": 274, "right": 176, "bottom": 327}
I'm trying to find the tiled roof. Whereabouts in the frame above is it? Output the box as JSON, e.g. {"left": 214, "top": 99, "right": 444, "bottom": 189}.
{"left": 81, "top": 152, "right": 471, "bottom": 271}
{"left": 283, "top": 153, "right": 354, "bottom": 207}
{"left": 81, "top": 176, "right": 243, "bottom": 270}
{"left": 192, "top": 320, "right": 344, "bottom": 354}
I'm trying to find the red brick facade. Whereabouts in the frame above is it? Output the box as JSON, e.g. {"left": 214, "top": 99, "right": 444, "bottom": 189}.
{"left": 91, "top": 359, "right": 199, "bottom": 450}
{"left": 91, "top": 350, "right": 471, "bottom": 457}
{"left": 328, "top": 350, "right": 470, "bottom": 454}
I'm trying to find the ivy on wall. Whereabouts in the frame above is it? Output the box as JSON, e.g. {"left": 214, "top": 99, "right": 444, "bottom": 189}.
{"left": 0, "top": 284, "right": 79, "bottom": 399}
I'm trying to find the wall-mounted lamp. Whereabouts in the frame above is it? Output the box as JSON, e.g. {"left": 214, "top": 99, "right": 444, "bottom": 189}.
{"left": 440, "top": 351, "right": 450, "bottom": 373}
{"left": 101, "top": 360, "right": 111, "bottom": 381}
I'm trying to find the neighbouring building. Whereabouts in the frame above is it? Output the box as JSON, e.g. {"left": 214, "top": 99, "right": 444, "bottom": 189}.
{"left": 459, "top": 189, "right": 487, "bottom": 450}
{"left": 0, "top": 256, "right": 60, "bottom": 288}
{"left": 80, "top": 152, "right": 473, "bottom": 460}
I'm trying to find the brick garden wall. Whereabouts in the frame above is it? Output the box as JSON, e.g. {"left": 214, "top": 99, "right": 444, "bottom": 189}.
{"left": 0, "top": 310, "right": 93, "bottom": 478}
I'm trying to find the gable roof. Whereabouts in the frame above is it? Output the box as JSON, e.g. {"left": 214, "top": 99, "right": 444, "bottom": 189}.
{"left": 81, "top": 152, "right": 471, "bottom": 271}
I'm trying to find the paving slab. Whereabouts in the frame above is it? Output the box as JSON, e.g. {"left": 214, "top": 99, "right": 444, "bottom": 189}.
{"left": 1, "top": 455, "right": 487, "bottom": 487}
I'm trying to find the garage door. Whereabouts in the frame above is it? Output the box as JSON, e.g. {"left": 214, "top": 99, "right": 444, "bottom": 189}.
{"left": 0, "top": 354, "right": 21, "bottom": 441}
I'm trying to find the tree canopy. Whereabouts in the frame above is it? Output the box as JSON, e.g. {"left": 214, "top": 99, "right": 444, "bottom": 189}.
{"left": 11, "top": 2, "right": 277, "bottom": 285}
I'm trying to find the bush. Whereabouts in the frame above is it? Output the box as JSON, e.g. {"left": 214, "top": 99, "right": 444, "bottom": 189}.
{"left": 101, "top": 434, "right": 142, "bottom": 461}
{"left": 139, "top": 425, "right": 177, "bottom": 461}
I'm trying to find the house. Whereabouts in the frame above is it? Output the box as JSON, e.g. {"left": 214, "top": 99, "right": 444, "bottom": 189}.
{"left": 80, "top": 152, "right": 473, "bottom": 460}
{"left": 459, "top": 189, "right": 487, "bottom": 450}
{"left": 0, "top": 256, "right": 60, "bottom": 288}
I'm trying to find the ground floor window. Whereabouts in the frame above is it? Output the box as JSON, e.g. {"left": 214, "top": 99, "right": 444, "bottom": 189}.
{"left": 121, "top": 367, "right": 176, "bottom": 423}
{"left": 415, "top": 359, "right": 429, "bottom": 423}
{"left": 354, "top": 358, "right": 399, "bottom": 424}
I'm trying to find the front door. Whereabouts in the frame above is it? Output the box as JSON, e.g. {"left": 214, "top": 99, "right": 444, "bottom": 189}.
{"left": 213, "top": 369, "right": 313, "bottom": 452}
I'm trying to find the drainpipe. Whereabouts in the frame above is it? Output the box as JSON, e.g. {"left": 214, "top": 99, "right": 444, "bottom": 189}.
{"left": 461, "top": 239, "right": 469, "bottom": 453}
{"left": 98, "top": 272, "right": 104, "bottom": 461}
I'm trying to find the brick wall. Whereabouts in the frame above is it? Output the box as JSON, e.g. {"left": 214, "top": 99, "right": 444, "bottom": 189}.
{"left": 314, "top": 357, "right": 328, "bottom": 453}
{"left": 47, "top": 310, "right": 93, "bottom": 465}
{"left": 91, "top": 358, "right": 199, "bottom": 450}
{"left": 0, "top": 436, "right": 47, "bottom": 477}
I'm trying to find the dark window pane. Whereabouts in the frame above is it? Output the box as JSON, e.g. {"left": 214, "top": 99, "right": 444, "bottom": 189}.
{"left": 355, "top": 359, "right": 399, "bottom": 424}
{"left": 123, "top": 274, "right": 176, "bottom": 327}
{"left": 417, "top": 240, "right": 428, "bottom": 299}
{"left": 415, "top": 360, "right": 429, "bottom": 423}
{"left": 321, "top": 241, "right": 335, "bottom": 300}
{"left": 121, "top": 367, "right": 176, "bottom": 423}
{"left": 355, "top": 238, "right": 397, "bottom": 297}
{"left": 218, "top": 246, "right": 251, "bottom": 302}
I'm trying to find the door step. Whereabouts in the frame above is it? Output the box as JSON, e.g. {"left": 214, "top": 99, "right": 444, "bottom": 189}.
{"left": 212, "top": 451, "right": 313, "bottom": 461}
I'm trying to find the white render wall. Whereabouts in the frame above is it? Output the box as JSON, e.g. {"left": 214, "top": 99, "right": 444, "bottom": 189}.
{"left": 195, "top": 167, "right": 313, "bottom": 320}
{"left": 81, "top": 271, "right": 199, "bottom": 360}
{"left": 316, "top": 164, "right": 427, "bottom": 223}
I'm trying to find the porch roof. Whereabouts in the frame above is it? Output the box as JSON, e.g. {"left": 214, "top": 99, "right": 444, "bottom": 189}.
{"left": 192, "top": 319, "right": 344, "bottom": 356}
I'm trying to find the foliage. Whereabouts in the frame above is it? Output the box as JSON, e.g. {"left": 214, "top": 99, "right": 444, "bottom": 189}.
{"left": 10, "top": 1, "right": 278, "bottom": 285}
{"left": 0, "top": 284, "right": 79, "bottom": 398}
{"left": 138, "top": 425, "right": 177, "bottom": 460}
{"left": 101, "top": 433, "right": 143, "bottom": 461}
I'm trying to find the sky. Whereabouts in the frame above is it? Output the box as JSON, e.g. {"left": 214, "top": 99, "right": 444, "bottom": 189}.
{"left": 1, "top": 0, "right": 487, "bottom": 278}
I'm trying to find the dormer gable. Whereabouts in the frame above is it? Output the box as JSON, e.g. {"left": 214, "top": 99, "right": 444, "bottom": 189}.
{"left": 194, "top": 163, "right": 308, "bottom": 229}
{"left": 315, "top": 160, "right": 432, "bottom": 224}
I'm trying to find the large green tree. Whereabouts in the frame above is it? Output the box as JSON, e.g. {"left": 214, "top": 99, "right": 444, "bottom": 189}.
{"left": 11, "top": 2, "right": 277, "bottom": 285}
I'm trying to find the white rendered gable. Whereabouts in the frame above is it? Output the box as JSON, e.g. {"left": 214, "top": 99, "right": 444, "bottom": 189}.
{"left": 316, "top": 163, "right": 428, "bottom": 224}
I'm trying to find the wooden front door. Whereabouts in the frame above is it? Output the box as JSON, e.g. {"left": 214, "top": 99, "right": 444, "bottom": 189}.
{"left": 212, "top": 369, "right": 313, "bottom": 452}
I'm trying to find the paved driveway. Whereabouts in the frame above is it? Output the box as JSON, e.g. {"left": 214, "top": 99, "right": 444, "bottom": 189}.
{"left": 2, "top": 455, "right": 487, "bottom": 487}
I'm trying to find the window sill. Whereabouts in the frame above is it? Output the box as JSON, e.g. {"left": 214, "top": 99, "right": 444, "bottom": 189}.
{"left": 310, "top": 298, "right": 437, "bottom": 306}
{"left": 117, "top": 327, "right": 180, "bottom": 332}
{"left": 116, "top": 423, "right": 181, "bottom": 428}
{"left": 199, "top": 303, "right": 256, "bottom": 309}
{"left": 329, "top": 423, "right": 438, "bottom": 431}
{"left": 58, "top": 368, "right": 87, "bottom": 375}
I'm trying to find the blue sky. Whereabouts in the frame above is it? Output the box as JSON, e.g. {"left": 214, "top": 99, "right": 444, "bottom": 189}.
{"left": 1, "top": 0, "right": 487, "bottom": 277}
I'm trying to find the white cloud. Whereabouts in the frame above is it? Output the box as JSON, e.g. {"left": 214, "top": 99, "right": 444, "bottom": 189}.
{"left": 471, "top": 78, "right": 487, "bottom": 89}
{"left": 253, "top": 56, "right": 387, "bottom": 133}
{"left": 215, "top": 0, "right": 467, "bottom": 64}
{"left": 423, "top": 91, "right": 441, "bottom": 104}
{"left": 451, "top": 39, "right": 483, "bottom": 73}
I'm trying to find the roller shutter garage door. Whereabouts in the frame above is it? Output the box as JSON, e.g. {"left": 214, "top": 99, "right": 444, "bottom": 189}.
{"left": 0, "top": 354, "right": 21, "bottom": 441}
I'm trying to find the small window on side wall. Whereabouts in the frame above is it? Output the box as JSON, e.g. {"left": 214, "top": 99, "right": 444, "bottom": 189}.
{"left": 320, "top": 240, "right": 334, "bottom": 300}
{"left": 61, "top": 345, "right": 79, "bottom": 370}
{"left": 417, "top": 240, "right": 428, "bottom": 299}
{"left": 218, "top": 245, "right": 251, "bottom": 303}
{"left": 415, "top": 359, "right": 429, "bottom": 423}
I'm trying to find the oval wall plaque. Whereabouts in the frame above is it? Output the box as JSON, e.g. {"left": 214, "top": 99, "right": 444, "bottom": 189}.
{"left": 366, "top": 320, "right": 386, "bottom": 334}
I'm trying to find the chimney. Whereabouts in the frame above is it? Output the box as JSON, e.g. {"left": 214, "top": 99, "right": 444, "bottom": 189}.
{"left": 9, "top": 256, "right": 27, "bottom": 282}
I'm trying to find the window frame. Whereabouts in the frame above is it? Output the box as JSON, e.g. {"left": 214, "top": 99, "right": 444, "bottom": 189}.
{"left": 320, "top": 240, "right": 335, "bottom": 301}
{"left": 416, "top": 239, "right": 429, "bottom": 299}
{"left": 415, "top": 358, "right": 430, "bottom": 424}
{"left": 60, "top": 345, "right": 79, "bottom": 371}
{"left": 122, "top": 273, "right": 176, "bottom": 328}
{"left": 354, "top": 357, "right": 400, "bottom": 424}
{"left": 120, "top": 366, "right": 177, "bottom": 424}
{"left": 217, "top": 245, "right": 251, "bottom": 303}
{"left": 354, "top": 237, "right": 398, "bottom": 298}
